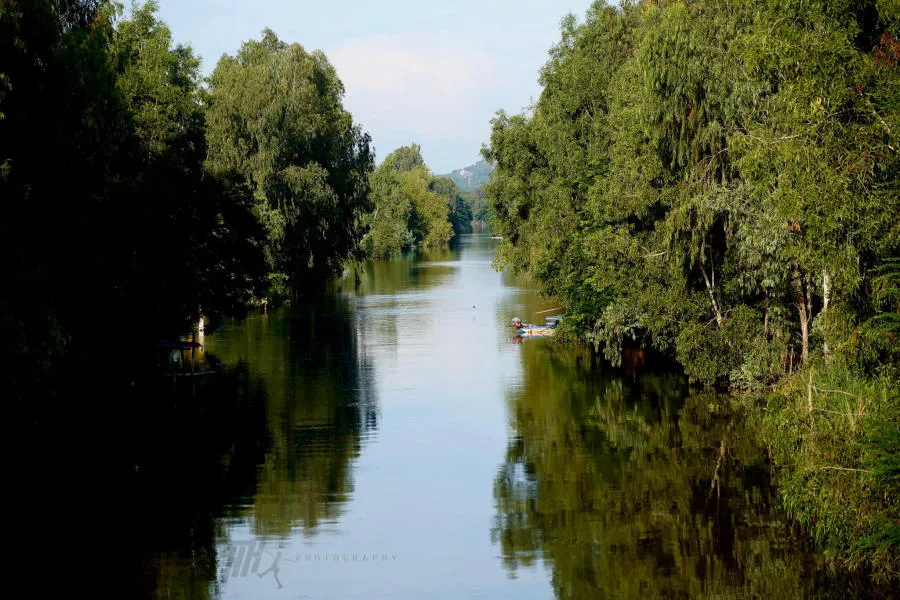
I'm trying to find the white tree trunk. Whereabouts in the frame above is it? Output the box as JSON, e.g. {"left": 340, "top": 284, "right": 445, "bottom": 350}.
{"left": 701, "top": 263, "right": 724, "bottom": 328}
{"left": 794, "top": 272, "right": 812, "bottom": 365}
{"left": 822, "top": 270, "right": 831, "bottom": 358}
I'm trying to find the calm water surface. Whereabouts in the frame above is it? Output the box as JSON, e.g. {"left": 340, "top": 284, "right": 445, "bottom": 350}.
{"left": 128, "top": 234, "right": 844, "bottom": 598}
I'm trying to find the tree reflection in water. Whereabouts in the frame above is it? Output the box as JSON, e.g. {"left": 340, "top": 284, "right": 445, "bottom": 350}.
{"left": 204, "top": 295, "right": 379, "bottom": 537}
{"left": 11, "top": 293, "right": 379, "bottom": 600}
{"left": 492, "top": 342, "right": 852, "bottom": 599}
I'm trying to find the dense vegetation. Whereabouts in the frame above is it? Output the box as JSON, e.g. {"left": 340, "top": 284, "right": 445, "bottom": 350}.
{"left": 0, "top": 1, "right": 380, "bottom": 403}
{"left": 205, "top": 30, "right": 374, "bottom": 299}
{"left": 363, "top": 143, "right": 460, "bottom": 258}
{"left": 1, "top": 1, "right": 260, "bottom": 404}
{"left": 484, "top": 0, "right": 899, "bottom": 579}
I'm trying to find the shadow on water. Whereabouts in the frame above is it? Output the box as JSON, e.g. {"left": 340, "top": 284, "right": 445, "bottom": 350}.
{"left": 492, "top": 342, "right": 878, "bottom": 599}
{"left": 11, "top": 294, "right": 377, "bottom": 600}
{"left": 9, "top": 364, "right": 270, "bottom": 599}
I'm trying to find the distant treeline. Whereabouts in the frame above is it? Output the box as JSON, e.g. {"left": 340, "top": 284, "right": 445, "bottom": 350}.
{"left": 483, "top": 0, "right": 899, "bottom": 580}
{"left": 364, "top": 143, "right": 464, "bottom": 259}
{"left": 0, "top": 1, "right": 485, "bottom": 403}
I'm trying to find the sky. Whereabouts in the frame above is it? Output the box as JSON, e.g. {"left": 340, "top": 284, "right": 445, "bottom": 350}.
{"left": 156, "top": 0, "right": 597, "bottom": 173}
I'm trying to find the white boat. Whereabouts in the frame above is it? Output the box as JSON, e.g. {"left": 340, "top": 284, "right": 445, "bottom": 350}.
{"left": 511, "top": 315, "right": 562, "bottom": 337}
{"left": 517, "top": 325, "right": 555, "bottom": 336}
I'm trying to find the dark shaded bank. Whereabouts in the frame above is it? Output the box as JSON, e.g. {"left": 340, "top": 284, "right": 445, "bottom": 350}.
{"left": 7, "top": 366, "right": 268, "bottom": 599}
{"left": 7, "top": 294, "right": 375, "bottom": 599}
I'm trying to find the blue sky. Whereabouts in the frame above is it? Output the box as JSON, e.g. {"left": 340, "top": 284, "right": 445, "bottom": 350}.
{"left": 156, "top": 0, "right": 597, "bottom": 173}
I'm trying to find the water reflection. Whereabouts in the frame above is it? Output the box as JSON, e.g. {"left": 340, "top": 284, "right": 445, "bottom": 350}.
{"left": 95, "top": 294, "right": 378, "bottom": 599}
{"left": 15, "top": 235, "right": 877, "bottom": 599}
{"left": 205, "top": 295, "right": 378, "bottom": 537}
{"left": 349, "top": 246, "right": 459, "bottom": 298}
{"left": 493, "top": 342, "right": 847, "bottom": 598}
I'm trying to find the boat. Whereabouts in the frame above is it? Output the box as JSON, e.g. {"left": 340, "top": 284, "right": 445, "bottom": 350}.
{"left": 517, "top": 324, "right": 556, "bottom": 336}
{"left": 511, "top": 315, "right": 562, "bottom": 337}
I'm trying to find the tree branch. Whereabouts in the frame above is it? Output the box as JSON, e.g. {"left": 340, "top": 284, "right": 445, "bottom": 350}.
{"left": 817, "top": 466, "right": 872, "bottom": 473}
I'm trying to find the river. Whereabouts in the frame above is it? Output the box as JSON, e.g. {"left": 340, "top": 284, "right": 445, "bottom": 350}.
{"left": 34, "top": 233, "right": 856, "bottom": 598}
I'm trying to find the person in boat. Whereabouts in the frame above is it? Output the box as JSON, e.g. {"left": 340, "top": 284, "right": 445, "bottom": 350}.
{"left": 512, "top": 317, "right": 523, "bottom": 329}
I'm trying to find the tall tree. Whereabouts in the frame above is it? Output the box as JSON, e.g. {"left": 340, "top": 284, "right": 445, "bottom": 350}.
{"left": 205, "top": 30, "right": 373, "bottom": 297}
{"left": 363, "top": 144, "right": 453, "bottom": 258}
{"left": 0, "top": 1, "right": 266, "bottom": 405}
{"left": 109, "top": 1, "right": 267, "bottom": 335}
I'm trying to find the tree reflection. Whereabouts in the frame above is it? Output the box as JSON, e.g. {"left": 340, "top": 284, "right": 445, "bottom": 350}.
{"left": 493, "top": 342, "right": 849, "bottom": 598}
{"left": 348, "top": 246, "right": 459, "bottom": 298}
{"left": 141, "top": 372, "right": 268, "bottom": 599}
{"left": 118, "top": 295, "right": 379, "bottom": 598}
{"left": 205, "top": 295, "right": 377, "bottom": 537}
{"left": 11, "top": 293, "right": 378, "bottom": 599}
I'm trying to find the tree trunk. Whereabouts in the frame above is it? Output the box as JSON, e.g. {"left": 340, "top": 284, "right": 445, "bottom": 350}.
{"left": 789, "top": 345, "right": 795, "bottom": 375}
{"left": 764, "top": 292, "right": 770, "bottom": 340}
{"left": 800, "top": 298, "right": 809, "bottom": 364}
{"left": 807, "top": 368, "right": 814, "bottom": 416}
{"left": 701, "top": 262, "right": 724, "bottom": 327}
{"left": 794, "top": 271, "right": 812, "bottom": 364}
{"left": 822, "top": 270, "right": 831, "bottom": 358}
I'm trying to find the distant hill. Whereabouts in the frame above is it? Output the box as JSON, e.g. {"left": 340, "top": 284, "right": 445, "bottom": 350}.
{"left": 440, "top": 159, "right": 493, "bottom": 193}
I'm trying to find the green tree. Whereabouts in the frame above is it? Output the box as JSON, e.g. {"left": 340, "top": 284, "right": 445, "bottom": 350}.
{"left": 205, "top": 29, "right": 373, "bottom": 297}
{"left": 109, "top": 1, "right": 267, "bottom": 334}
{"left": 484, "top": 0, "right": 900, "bottom": 576}
{"left": 385, "top": 142, "right": 426, "bottom": 172}
{"left": 0, "top": 0, "right": 266, "bottom": 406}
{"left": 430, "top": 176, "right": 473, "bottom": 235}
{"left": 363, "top": 144, "right": 453, "bottom": 258}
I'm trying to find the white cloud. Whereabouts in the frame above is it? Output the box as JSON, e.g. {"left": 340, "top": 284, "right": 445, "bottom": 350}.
{"left": 327, "top": 31, "right": 495, "bottom": 164}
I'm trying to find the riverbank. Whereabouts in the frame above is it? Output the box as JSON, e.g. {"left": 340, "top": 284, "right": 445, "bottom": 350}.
{"left": 761, "top": 365, "right": 899, "bottom": 582}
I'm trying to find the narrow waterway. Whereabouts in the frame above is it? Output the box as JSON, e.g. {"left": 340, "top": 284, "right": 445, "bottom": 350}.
{"left": 75, "top": 233, "right": 850, "bottom": 598}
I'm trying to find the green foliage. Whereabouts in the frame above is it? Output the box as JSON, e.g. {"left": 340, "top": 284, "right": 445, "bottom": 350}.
{"left": 486, "top": 0, "right": 898, "bottom": 381}
{"left": 384, "top": 142, "right": 425, "bottom": 172}
{"left": 363, "top": 144, "right": 454, "bottom": 258}
{"left": 765, "top": 366, "right": 899, "bottom": 581}
{"left": 205, "top": 29, "right": 373, "bottom": 294}
{"left": 108, "top": 2, "right": 268, "bottom": 329}
{"left": 485, "top": 0, "right": 900, "bottom": 577}
{"left": 112, "top": 1, "right": 202, "bottom": 156}
{"left": 430, "top": 176, "right": 473, "bottom": 235}
{"left": 463, "top": 187, "right": 492, "bottom": 223}
{"left": 0, "top": 0, "right": 270, "bottom": 406}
